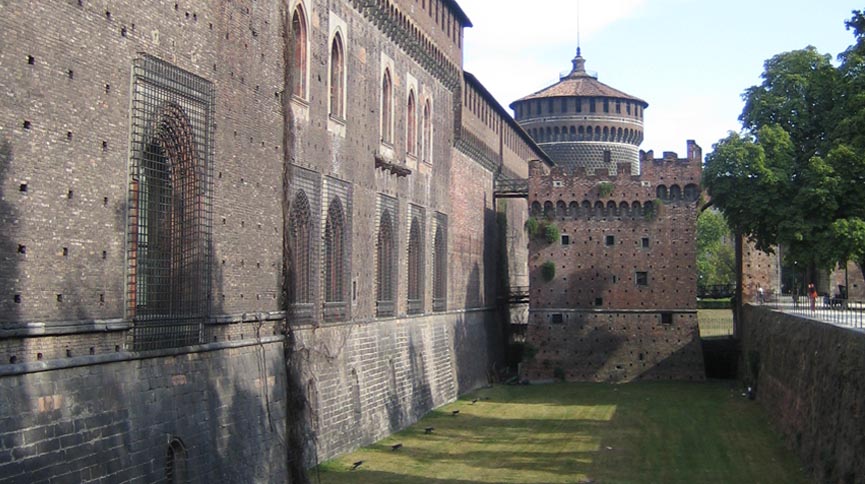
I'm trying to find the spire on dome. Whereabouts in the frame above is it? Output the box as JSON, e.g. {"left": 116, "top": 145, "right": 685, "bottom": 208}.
{"left": 566, "top": 48, "right": 588, "bottom": 79}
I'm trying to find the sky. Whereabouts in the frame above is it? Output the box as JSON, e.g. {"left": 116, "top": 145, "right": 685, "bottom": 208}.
{"left": 458, "top": 0, "right": 863, "bottom": 157}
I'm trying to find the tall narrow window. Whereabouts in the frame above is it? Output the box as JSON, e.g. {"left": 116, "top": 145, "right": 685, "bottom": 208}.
{"left": 128, "top": 55, "right": 213, "bottom": 351}
{"left": 324, "top": 198, "right": 346, "bottom": 321}
{"left": 376, "top": 210, "right": 395, "bottom": 317}
{"left": 407, "top": 217, "right": 423, "bottom": 314}
{"left": 291, "top": 5, "right": 308, "bottom": 98}
{"left": 432, "top": 223, "right": 447, "bottom": 311}
{"left": 406, "top": 90, "right": 417, "bottom": 155}
{"left": 422, "top": 99, "right": 432, "bottom": 163}
{"left": 289, "top": 191, "right": 313, "bottom": 323}
{"left": 329, "top": 32, "right": 345, "bottom": 118}
{"left": 382, "top": 68, "right": 393, "bottom": 144}
{"left": 165, "top": 438, "right": 188, "bottom": 484}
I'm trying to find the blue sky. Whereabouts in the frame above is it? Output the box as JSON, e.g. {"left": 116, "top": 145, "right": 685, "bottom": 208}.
{"left": 458, "top": 0, "right": 862, "bottom": 157}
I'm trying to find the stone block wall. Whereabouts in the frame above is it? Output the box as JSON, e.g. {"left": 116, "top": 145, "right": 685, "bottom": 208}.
{"left": 741, "top": 305, "right": 865, "bottom": 484}
{"left": 0, "top": 340, "right": 288, "bottom": 483}
{"left": 522, "top": 310, "right": 704, "bottom": 382}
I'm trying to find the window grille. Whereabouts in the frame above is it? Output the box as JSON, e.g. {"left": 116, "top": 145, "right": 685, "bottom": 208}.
{"left": 127, "top": 54, "right": 213, "bottom": 351}
{"left": 376, "top": 209, "right": 396, "bottom": 317}
{"left": 289, "top": 191, "right": 314, "bottom": 323}
{"left": 324, "top": 197, "right": 347, "bottom": 321}
{"left": 432, "top": 213, "right": 447, "bottom": 312}
{"left": 291, "top": 5, "right": 307, "bottom": 98}
{"left": 407, "top": 208, "right": 425, "bottom": 315}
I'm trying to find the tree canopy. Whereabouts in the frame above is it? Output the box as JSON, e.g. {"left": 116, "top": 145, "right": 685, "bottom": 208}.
{"left": 703, "top": 10, "right": 865, "bottom": 280}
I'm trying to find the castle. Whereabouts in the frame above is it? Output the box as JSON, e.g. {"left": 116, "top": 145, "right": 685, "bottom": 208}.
{"left": 512, "top": 51, "right": 705, "bottom": 382}
{"left": 0, "top": 2, "right": 702, "bottom": 482}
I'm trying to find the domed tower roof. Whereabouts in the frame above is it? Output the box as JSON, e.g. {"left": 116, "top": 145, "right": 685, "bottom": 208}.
{"left": 513, "top": 50, "right": 647, "bottom": 106}
{"left": 510, "top": 50, "right": 648, "bottom": 175}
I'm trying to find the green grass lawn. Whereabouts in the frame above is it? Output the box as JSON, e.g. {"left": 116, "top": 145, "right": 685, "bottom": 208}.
{"left": 316, "top": 382, "right": 806, "bottom": 484}
{"left": 699, "top": 309, "right": 734, "bottom": 338}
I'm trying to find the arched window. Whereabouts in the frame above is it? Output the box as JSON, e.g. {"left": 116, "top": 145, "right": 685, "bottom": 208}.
{"left": 569, "top": 201, "right": 580, "bottom": 218}
{"left": 324, "top": 198, "right": 346, "bottom": 321}
{"left": 656, "top": 185, "right": 668, "bottom": 201}
{"left": 423, "top": 99, "right": 432, "bottom": 163}
{"left": 619, "top": 201, "right": 630, "bottom": 216}
{"left": 570, "top": 126, "right": 576, "bottom": 141}
{"left": 684, "top": 183, "right": 700, "bottom": 202}
{"left": 376, "top": 210, "right": 395, "bottom": 317}
{"left": 578, "top": 126, "right": 585, "bottom": 141}
{"left": 291, "top": 5, "right": 308, "bottom": 98}
{"left": 543, "top": 201, "right": 554, "bottom": 218}
{"left": 531, "top": 201, "right": 542, "bottom": 216}
{"left": 632, "top": 201, "right": 642, "bottom": 216}
{"left": 407, "top": 90, "right": 417, "bottom": 155}
{"left": 289, "top": 191, "right": 313, "bottom": 322}
{"left": 433, "top": 225, "right": 447, "bottom": 311}
{"left": 581, "top": 200, "right": 592, "bottom": 216}
{"left": 329, "top": 32, "right": 345, "bottom": 118}
{"left": 669, "top": 184, "right": 682, "bottom": 201}
{"left": 382, "top": 68, "right": 393, "bottom": 143}
{"left": 594, "top": 201, "right": 605, "bottom": 217}
{"left": 132, "top": 103, "right": 207, "bottom": 328}
{"left": 556, "top": 201, "right": 567, "bottom": 218}
{"left": 165, "top": 438, "right": 188, "bottom": 484}
{"left": 607, "top": 201, "right": 617, "bottom": 217}
{"left": 603, "top": 126, "right": 609, "bottom": 141}
{"left": 407, "top": 217, "right": 423, "bottom": 314}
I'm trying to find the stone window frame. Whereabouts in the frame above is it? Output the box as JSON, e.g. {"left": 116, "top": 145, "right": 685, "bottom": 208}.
{"left": 422, "top": 96, "right": 433, "bottom": 165}
{"left": 290, "top": 1, "right": 310, "bottom": 100}
{"left": 380, "top": 53, "right": 396, "bottom": 154}
{"left": 327, "top": 11, "right": 348, "bottom": 136}
{"left": 635, "top": 271, "right": 649, "bottom": 287}
{"left": 375, "top": 200, "right": 397, "bottom": 318}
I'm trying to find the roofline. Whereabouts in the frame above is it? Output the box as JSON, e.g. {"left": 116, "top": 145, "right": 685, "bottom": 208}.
{"left": 464, "top": 72, "right": 554, "bottom": 167}
{"left": 510, "top": 92, "right": 648, "bottom": 109}
{"left": 444, "top": 0, "right": 473, "bottom": 28}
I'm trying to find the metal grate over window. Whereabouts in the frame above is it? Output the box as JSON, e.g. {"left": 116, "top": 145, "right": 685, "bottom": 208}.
{"left": 376, "top": 209, "right": 396, "bottom": 317}
{"left": 432, "top": 213, "right": 447, "bottom": 312}
{"left": 324, "top": 197, "right": 347, "bottom": 321}
{"left": 289, "top": 191, "right": 314, "bottom": 323}
{"left": 407, "top": 205, "right": 425, "bottom": 315}
{"left": 127, "top": 54, "right": 214, "bottom": 350}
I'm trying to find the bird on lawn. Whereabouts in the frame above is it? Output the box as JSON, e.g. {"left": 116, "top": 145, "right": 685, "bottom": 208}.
{"left": 351, "top": 461, "right": 364, "bottom": 470}
{"left": 424, "top": 427, "right": 434, "bottom": 434}
{"left": 471, "top": 398, "right": 478, "bottom": 404}
{"left": 451, "top": 410, "right": 460, "bottom": 416}
{"left": 391, "top": 443, "right": 403, "bottom": 451}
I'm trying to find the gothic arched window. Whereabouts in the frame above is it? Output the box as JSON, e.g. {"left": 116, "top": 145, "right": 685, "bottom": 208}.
{"left": 291, "top": 5, "right": 308, "bottom": 98}
{"left": 289, "top": 191, "right": 313, "bottom": 322}
{"left": 329, "top": 32, "right": 345, "bottom": 118}
{"left": 407, "top": 217, "right": 423, "bottom": 314}
{"left": 407, "top": 90, "right": 417, "bottom": 155}
{"left": 376, "top": 210, "right": 395, "bottom": 317}
{"left": 382, "top": 69, "right": 393, "bottom": 143}
{"left": 324, "top": 198, "right": 346, "bottom": 321}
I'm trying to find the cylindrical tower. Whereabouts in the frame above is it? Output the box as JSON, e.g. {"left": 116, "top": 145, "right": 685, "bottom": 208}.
{"left": 510, "top": 49, "right": 648, "bottom": 174}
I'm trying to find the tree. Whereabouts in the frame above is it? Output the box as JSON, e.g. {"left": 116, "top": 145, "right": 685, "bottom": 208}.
{"left": 697, "top": 210, "right": 735, "bottom": 288}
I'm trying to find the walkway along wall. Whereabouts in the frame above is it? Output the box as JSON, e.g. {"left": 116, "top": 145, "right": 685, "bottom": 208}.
{"left": 740, "top": 305, "right": 865, "bottom": 484}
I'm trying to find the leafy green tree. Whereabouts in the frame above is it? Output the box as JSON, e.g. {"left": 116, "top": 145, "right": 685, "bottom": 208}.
{"left": 697, "top": 210, "right": 735, "bottom": 288}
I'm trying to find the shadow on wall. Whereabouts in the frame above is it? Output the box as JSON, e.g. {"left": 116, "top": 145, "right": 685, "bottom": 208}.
{"left": 0, "top": 138, "right": 20, "bottom": 328}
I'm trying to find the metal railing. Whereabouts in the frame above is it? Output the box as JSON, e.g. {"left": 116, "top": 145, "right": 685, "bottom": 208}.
{"left": 764, "top": 295, "right": 865, "bottom": 329}
{"left": 697, "top": 284, "right": 735, "bottom": 299}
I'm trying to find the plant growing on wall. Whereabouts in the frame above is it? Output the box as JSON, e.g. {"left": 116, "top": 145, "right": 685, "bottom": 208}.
{"left": 541, "top": 260, "right": 556, "bottom": 281}
{"left": 645, "top": 199, "right": 662, "bottom": 221}
{"left": 598, "top": 181, "right": 614, "bottom": 197}
{"left": 525, "top": 216, "right": 540, "bottom": 238}
{"left": 544, "top": 223, "right": 560, "bottom": 244}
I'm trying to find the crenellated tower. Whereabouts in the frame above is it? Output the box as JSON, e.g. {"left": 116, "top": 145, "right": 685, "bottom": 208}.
{"left": 510, "top": 49, "right": 648, "bottom": 175}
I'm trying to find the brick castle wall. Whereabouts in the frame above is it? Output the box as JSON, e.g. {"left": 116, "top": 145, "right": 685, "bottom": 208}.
{"left": 522, "top": 144, "right": 705, "bottom": 382}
